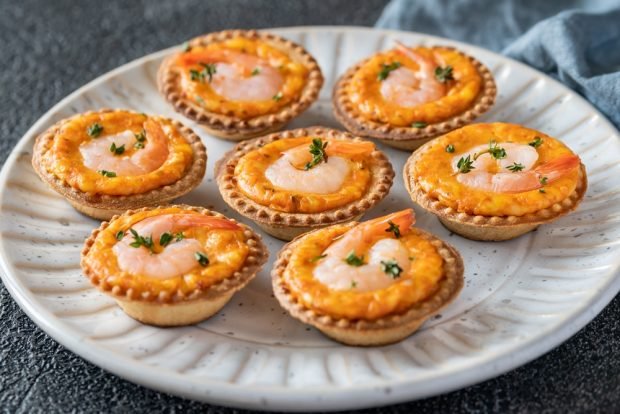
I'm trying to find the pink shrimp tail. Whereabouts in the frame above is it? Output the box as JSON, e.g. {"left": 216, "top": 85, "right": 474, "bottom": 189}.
{"left": 359, "top": 209, "right": 415, "bottom": 244}
{"left": 535, "top": 154, "right": 580, "bottom": 182}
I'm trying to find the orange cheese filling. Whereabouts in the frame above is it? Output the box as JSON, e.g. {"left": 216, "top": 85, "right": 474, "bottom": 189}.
{"left": 175, "top": 38, "right": 309, "bottom": 119}
{"left": 347, "top": 47, "right": 482, "bottom": 126}
{"left": 234, "top": 137, "right": 373, "bottom": 213}
{"left": 412, "top": 123, "right": 580, "bottom": 216}
{"left": 45, "top": 111, "right": 194, "bottom": 196}
{"left": 83, "top": 207, "right": 249, "bottom": 297}
{"left": 283, "top": 224, "right": 445, "bottom": 321}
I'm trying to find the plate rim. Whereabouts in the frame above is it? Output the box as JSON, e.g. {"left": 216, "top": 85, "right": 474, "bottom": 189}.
{"left": 1, "top": 25, "right": 619, "bottom": 411}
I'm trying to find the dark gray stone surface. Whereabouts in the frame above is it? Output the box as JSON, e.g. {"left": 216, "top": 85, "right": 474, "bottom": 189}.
{"left": 0, "top": 0, "right": 618, "bottom": 412}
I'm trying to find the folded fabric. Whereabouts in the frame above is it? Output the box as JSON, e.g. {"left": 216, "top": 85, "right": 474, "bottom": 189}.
{"left": 376, "top": 0, "right": 620, "bottom": 128}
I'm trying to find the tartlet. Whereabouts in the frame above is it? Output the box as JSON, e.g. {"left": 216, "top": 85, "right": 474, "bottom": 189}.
{"left": 81, "top": 205, "right": 268, "bottom": 326}
{"left": 333, "top": 44, "right": 496, "bottom": 150}
{"left": 272, "top": 209, "right": 464, "bottom": 346}
{"left": 215, "top": 126, "right": 395, "bottom": 241}
{"left": 32, "top": 109, "right": 207, "bottom": 220}
{"left": 158, "top": 29, "right": 324, "bottom": 141}
{"left": 404, "top": 123, "right": 588, "bottom": 241}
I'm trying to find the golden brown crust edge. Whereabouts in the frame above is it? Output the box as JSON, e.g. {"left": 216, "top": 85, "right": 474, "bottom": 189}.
{"left": 31, "top": 109, "right": 207, "bottom": 221}
{"left": 215, "top": 126, "right": 395, "bottom": 241}
{"left": 332, "top": 46, "right": 497, "bottom": 151}
{"left": 271, "top": 227, "right": 464, "bottom": 346}
{"left": 80, "top": 204, "right": 269, "bottom": 320}
{"left": 157, "top": 29, "right": 324, "bottom": 141}
{"left": 403, "top": 151, "right": 588, "bottom": 241}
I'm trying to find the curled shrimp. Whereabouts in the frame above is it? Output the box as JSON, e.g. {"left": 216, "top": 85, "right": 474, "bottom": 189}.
{"left": 80, "top": 119, "right": 169, "bottom": 176}
{"left": 379, "top": 41, "right": 447, "bottom": 107}
{"left": 454, "top": 143, "right": 580, "bottom": 193}
{"left": 264, "top": 140, "right": 375, "bottom": 194}
{"left": 113, "top": 214, "right": 240, "bottom": 279}
{"left": 313, "top": 209, "right": 415, "bottom": 291}
{"left": 181, "top": 49, "right": 283, "bottom": 101}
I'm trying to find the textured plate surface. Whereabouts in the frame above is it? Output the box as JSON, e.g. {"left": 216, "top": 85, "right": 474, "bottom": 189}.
{"left": 1, "top": 27, "right": 619, "bottom": 412}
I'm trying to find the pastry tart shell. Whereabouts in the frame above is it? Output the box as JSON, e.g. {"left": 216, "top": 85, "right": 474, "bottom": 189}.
{"left": 404, "top": 153, "right": 588, "bottom": 241}
{"left": 32, "top": 109, "right": 207, "bottom": 221}
{"left": 80, "top": 205, "right": 268, "bottom": 327}
{"left": 332, "top": 46, "right": 497, "bottom": 151}
{"left": 158, "top": 29, "right": 324, "bottom": 141}
{"left": 272, "top": 227, "right": 464, "bottom": 346}
{"left": 215, "top": 126, "right": 395, "bottom": 241}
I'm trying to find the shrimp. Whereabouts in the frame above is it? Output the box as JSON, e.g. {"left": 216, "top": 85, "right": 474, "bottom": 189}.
{"left": 454, "top": 142, "right": 580, "bottom": 193}
{"left": 264, "top": 140, "right": 375, "bottom": 194}
{"left": 182, "top": 49, "right": 283, "bottom": 101}
{"left": 313, "top": 209, "right": 415, "bottom": 291}
{"left": 80, "top": 119, "right": 169, "bottom": 176}
{"left": 379, "top": 41, "right": 447, "bottom": 107}
{"left": 113, "top": 214, "right": 240, "bottom": 279}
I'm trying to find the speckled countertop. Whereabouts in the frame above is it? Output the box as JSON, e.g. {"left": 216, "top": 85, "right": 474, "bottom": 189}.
{"left": 0, "top": 0, "right": 618, "bottom": 412}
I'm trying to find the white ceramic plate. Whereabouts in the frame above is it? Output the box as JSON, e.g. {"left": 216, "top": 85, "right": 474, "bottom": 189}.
{"left": 1, "top": 26, "right": 619, "bottom": 412}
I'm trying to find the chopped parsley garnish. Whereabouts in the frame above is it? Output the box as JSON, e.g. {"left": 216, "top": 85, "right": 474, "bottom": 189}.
{"left": 434, "top": 65, "right": 454, "bottom": 83}
{"left": 175, "top": 232, "right": 185, "bottom": 241}
{"left": 344, "top": 251, "right": 364, "bottom": 267}
{"left": 129, "top": 229, "right": 154, "bottom": 251}
{"left": 412, "top": 121, "right": 427, "bottom": 128}
{"left": 195, "top": 96, "right": 205, "bottom": 105}
{"left": 159, "top": 232, "right": 173, "bottom": 247}
{"left": 309, "top": 254, "right": 327, "bottom": 263}
{"left": 87, "top": 123, "right": 103, "bottom": 138}
{"left": 381, "top": 259, "right": 403, "bottom": 278}
{"left": 540, "top": 176, "right": 548, "bottom": 185}
{"left": 350, "top": 280, "right": 358, "bottom": 289}
{"left": 304, "top": 138, "right": 328, "bottom": 170}
{"left": 539, "top": 189, "right": 546, "bottom": 193}
{"left": 272, "top": 92, "right": 283, "bottom": 101}
{"left": 487, "top": 141, "right": 507, "bottom": 159}
{"left": 134, "top": 130, "right": 146, "bottom": 142}
{"left": 190, "top": 62, "right": 217, "bottom": 83}
{"left": 109, "top": 142, "right": 125, "bottom": 155}
{"left": 529, "top": 136, "right": 543, "bottom": 148}
{"left": 507, "top": 162, "right": 525, "bottom": 172}
{"left": 456, "top": 155, "right": 475, "bottom": 173}
{"left": 386, "top": 220, "right": 401, "bottom": 238}
{"left": 446, "top": 144, "right": 455, "bottom": 153}
{"left": 98, "top": 170, "right": 117, "bottom": 177}
{"left": 194, "top": 251, "right": 209, "bottom": 266}
{"left": 115, "top": 231, "right": 124, "bottom": 241}
{"left": 134, "top": 142, "right": 144, "bottom": 149}
{"left": 378, "top": 62, "right": 401, "bottom": 81}
{"left": 251, "top": 68, "right": 260, "bottom": 76}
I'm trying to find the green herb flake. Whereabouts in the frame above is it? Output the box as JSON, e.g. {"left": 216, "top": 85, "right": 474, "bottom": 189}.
{"left": 446, "top": 144, "right": 455, "bottom": 153}
{"left": 159, "top": 232, "right": 173, "bottom": 247}
{"left": 251, "top": 67, "right": 260, "bottom": 76}
{"left": 539, "top": 188, "right": 546, "bottom": 193}
{"left": 412, "top": 121, "right": 427, "bottom": 128}
{"left": 304, "top": 138, "right": 328, "bottom": 170}
{"left": 175, "top": 232, "right": 185, "bottom": 241}
{"left": 134, "top": 142, "right": 145, "bottom": 149}
{"left": 128, "top": 228, "right": 154, "bottom": 252}
{"left": 386, "top": 220, "right": 401, "bottom": 238}
{"left": 381, "top": 259, "right": 403, "bottom": 279}
{"left": 134, "top": 130, "right": 146, "bottom": 142}
{"left": 529, "top": 136, "right": 543, "bottom": 148}
{"left": 272, "top": 92, "right": 283, "bottom": 101}
{"left": 434, "top": 66, "right": 454, "bottom": 83}
{"left": 344, "top": 251, "right": 364, "bottom": 267}
{"left": 378, "top": 62, "right": 401, "bottom": 81}
{"left": 98, "top": 170, "right": 117, "bottom": 177}
{"left": 540, "top": 176, "right": 549, "bottom": 185}
{"left": 350, "top": 280, "right": 358, "bottom": 289}
{"left": 87, "top": 123, "right": 103, "bottom": 138}
{"left": 190, "top": 62, "right": 217, "bottom": 83}
{"left": 456, "top": 155, "right": 474, "bottom": 174}
{"left": 115, "top": 231, "right": 124, "bottom": 241}
{"left": 507, "top": 162, "right": 525, "bottom": 172}
{"left": 109, "top": 142, "right": 125, "bottom": 155}
{"left": 195, "top": 251, "right": 209, "bottom": 266}
{"left": 310, "top": 254, "right": 327, "bottom": 263}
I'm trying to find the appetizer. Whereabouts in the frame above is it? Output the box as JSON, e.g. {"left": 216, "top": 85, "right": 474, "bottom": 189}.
{"left": 81, "top": 205, "right": 267, "bottom": 326}
{"left": 333, "top": 42, "right": 496, "bottom": 150}
{"left": 404, "top": 123, "right": 587, "bottom": 240}
{"left": 216, "top": 127, "right": 394, "bottom": 240}
{"left": 158, "top": 29, "right": 323, "bottom": 140}
{"left": 32, "top": 109, "right": 206, "bottom": 220}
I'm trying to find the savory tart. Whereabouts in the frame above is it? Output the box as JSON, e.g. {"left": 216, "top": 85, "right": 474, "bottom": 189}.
{"left": 404, "top": 123, "right": 588, "bottom": 241}
{"left": 158, "top": 29, "right": 324, "bottom": 141}
{"left": 215, "top": 126, "right": 394, "bottom": 241}
{"left": 333, "top": 42, "right": 496, "bottom": 150}
{"left": 81, "top": 205, "right": 268, "bottom": 326}
{"left": 32, "top": 109, "right": 206, "bottom": 220}
{"left": 272, "top": 209, "right": 463, "bottom": 346}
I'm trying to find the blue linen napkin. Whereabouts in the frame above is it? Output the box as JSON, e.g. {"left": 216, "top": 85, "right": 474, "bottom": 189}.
{"left": 376, "top": 0, "right": 620, "bottom": 128}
